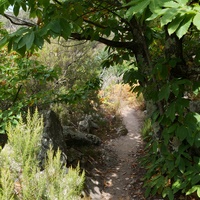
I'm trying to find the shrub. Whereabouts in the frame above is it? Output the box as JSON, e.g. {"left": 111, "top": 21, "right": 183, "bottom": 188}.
{"left": 0, "top": 110, "right": 85, "bottom": 200}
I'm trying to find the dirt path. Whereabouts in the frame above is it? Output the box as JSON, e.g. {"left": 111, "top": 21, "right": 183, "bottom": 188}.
{"left": 87, "top": 105, "right": 145, "bottom": 200}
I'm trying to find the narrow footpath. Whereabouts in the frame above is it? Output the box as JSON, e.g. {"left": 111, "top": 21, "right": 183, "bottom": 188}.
{"left": 87, "top": 105, "right": 145, "bottom": 200}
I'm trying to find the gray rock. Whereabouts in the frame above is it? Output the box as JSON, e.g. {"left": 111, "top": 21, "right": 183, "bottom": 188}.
{"left": 63, "top": 126, "right": 101, "bottom": 146}
{"left": 38, "top": 110, "right": 67, "bottom": 168}
{"left": 190, "top": 101, "right": 200, "bottom": 113}
{"left": 116, "top": 125, "right": 128, "bottom": 136}
{"left": 78, "top": 115, "right": 99, "bottom": 133}
{"left": 67, "top": 148, "right": 83, "bottom": 165}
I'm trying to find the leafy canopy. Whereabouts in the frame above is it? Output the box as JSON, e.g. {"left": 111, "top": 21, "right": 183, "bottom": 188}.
{"left": 0, "top": 0, "right": 200, "bottom": 54}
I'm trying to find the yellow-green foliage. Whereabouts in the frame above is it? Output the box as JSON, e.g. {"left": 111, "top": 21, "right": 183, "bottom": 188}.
{"left": 0, "top": 110, "right": 85, "bottom": 200}
{"left": 141, "top": 118, "right": 152, "bottom": 140}
{"left": 6, "top": 109, "right": 43, "bottom": 166}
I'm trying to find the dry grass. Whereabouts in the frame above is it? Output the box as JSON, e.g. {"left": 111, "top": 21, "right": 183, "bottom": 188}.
{"left": 92, "top": 83, "right": 145, "bottom": 142}
{"left": 99, "top": 83, "right": 144, "bottom": 115}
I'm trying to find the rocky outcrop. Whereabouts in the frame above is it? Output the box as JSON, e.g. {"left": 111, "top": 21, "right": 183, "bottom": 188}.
{"left": 38, "top": 111, "right": 101, "bottom": 168}
{"left": 38, "top": 110, "right": 68, "bottom": 168}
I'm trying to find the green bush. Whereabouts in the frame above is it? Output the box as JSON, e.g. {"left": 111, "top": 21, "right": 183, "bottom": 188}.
{"left": 0, "top": 110, "right": 85, "bottom": 200}
{"left": 37, "top": 39, "right": 102, "bottom": 125}
{"left": 0, "top": 48, "right": 60, "bottom": 133}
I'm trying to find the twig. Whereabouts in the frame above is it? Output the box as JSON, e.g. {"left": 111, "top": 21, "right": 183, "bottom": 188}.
{"left": 13, "top": 85, "right": 22, "bottom": 105}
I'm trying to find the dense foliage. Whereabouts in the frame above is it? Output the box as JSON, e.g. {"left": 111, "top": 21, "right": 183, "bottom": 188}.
{"left": 0, "top": 24, "right": 101, "bottom": 133}
{"left": 0, "top": 0, "right": 200, "bottom": 199}
{"left": 37, "top": 40, "right": 102, "bottom": 124}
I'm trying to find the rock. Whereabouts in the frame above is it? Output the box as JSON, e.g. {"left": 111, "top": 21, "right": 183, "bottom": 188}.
{"left": 38, "top": 110, "right": 67, "bottom": 168}
{"left": 116, "top": 125, "right": 128, "bottom": 136}
{"left": 78, "top": 115, "right": 99, "bottom": 134}
{"left": 190, "top": 101, "right": 200, "bottom": 113}
{"left": 67, "top": 148, "right": 83, "bottom": 165}
{"left": 63, "top": 126, "right": 101, "bottom": 146}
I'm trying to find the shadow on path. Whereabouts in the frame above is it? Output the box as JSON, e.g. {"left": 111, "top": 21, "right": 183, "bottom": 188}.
{"left": 86, "top": 106, "right": 144, "bottom": 200}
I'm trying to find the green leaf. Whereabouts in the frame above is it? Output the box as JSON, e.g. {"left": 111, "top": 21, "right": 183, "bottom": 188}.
{"left": 17, "top": 45, "right": 26, "bottom": 55}
{"left": 187, "top": 135, "right": 194, "bottom": 146}
{"left": 13, "top": 2, "right": 20, "bottom": 16}
{"left": 168, "top": 14, "right": 185, "bottom": 35}
{"left": 60, "top": 19, "right": 71, "bottom": 40}
{"left": 21, "top": 1, "right": 27, "bottom": 11}
{"left": 156, "top": 176, "right": 165, "bottom": 187}
{"left": 176, "top": 98, "right": 189, "bottom": 114}
{"left": 186, "top": 185, "right": 200, "bottom": 195}
{"left": 172, "top": 179, "right": 182, "bottom": 191}
{"left": 168, "top": 123, "right": 178, "bottom": 134}
{"left": 176, "top": 0, "right": 189, "bottom": 5}
{"left": 39, "top": 25, "right": 50, "bottom": 36}
{"left": 195, "top": 133, "right": 200, "bottom": 148}
{"left": 126, "top": 0, "right": 150, "bottom": 17}
{"left": 124, "top": 0, "right": 141, "bottom": 7}
{"left": 176, "top": 125, "right": 188, "bottom": 141}
{"left": 0, "top": 0, "right": 9, "bottom": 14}
{"left": 8, "top": 0, "right": 15, "bottom": 4}
{"left": 194, "top": 113, "right": 200, "bottom": 122}
{"left": 40, "top": 0, "right": 50, "bottom": 7}
{"left": 162, "top": 187, "right": 174, "bottom": 200}
{"left": 158, "top": 84, "right": 170, "bottom": 101}
{"left": 171, "top": 83, "right": 179, "bottom": 97}
{"left": 163, "top": 1, "right": 180, "bottom": 8}
{"left": 152, "top": 141, "right": 158, "bottom": 153}
{"left": 179, "top": 157, "right": 185, "bottom": 173}
{"left": 26, "top": 31, "right": 35, "bottom": 50}
{"left": 0, "top": 37, "right": 8, "bottom": 48}
{"left": 18, "top": 33, "right": 29, "bottom": 49}
{"left": 49, "top": 20, "right": 61, "bottom": 34}
{"left": 176, "top": 14, "right": 193, "bottom": 39}
{"left": 145, "top": 187, "right": 151, "bottom": 198}
{"left": 161, "top": 8, "right": 178, "bottom": 27}
{"left": 13, "top": 27, "right": 28, "bottom": 37}
{"left": 197, "top": 187, "right": 200, "bottom": 197}
{"left": 166, "top": 102, "right": 176, "bottom": 121}
{"left": 149, "top": 0, "right": 160, "bottom": 13}
{"left": 7, "top": 39, "right": 13, "bottom": 52}
{"left": 34, "top": 36, "right": 44, "bottom": 49}
{"left": 163, "top": 132, "right": 170, "bottom": 145}
{"left": 192, "top": 175, "right": 200, "bottom": 185}
{"left": 193, "top": 81, "right": 200, "bottom": 95}
{"left": 184, "top": 113, "right": 197, "bottom": 131}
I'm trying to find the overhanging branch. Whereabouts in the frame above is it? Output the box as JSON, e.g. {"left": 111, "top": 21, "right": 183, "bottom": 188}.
{"left": 3, "top": 13, "right": 36, "bottom": 27}
{"left": 70, "top": 33, "right": 138, "bottom": 53}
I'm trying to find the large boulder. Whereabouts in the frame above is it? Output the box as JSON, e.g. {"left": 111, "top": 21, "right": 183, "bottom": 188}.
{"left": 38, "top": 110, "right": 67, "bottom": 168}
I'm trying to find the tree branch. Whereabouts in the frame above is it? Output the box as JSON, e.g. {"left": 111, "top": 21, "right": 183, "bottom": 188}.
{"left": 70, "top": 33, "right": 138, "bottom": 53}
{"left": 3, "top": 13, "right": 36, "bottom": 27}
{"left": 83, "top": 18, "right": 107, "bottom": 29}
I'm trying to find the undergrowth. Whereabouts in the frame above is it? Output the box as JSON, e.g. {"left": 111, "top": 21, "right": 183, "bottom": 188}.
{"left": 0, "top": 110, "right": 85, "bottom": 200}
